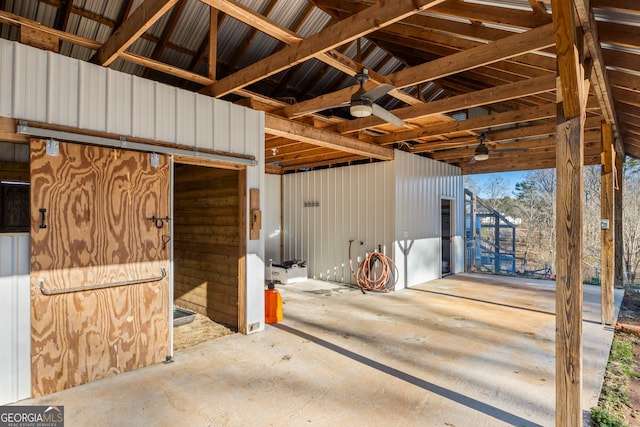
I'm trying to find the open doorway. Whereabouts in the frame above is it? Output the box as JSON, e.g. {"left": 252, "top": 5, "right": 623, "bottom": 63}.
{"left": 172, "top": 163, "right": 245, "bottom": 349}
{"left": 441, "top": 199, "right": 454, "bottom": 276}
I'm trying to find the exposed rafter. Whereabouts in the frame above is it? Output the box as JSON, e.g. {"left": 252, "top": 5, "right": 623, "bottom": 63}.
{"left": 92, "top": 0, "right": 179, "bottom": 66}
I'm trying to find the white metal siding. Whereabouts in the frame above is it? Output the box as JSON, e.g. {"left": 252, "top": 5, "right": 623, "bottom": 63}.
{"left": 47, "top": 52, "right": 79, "bottom": 127}
{"left": 13, "top": 43, "right": 48, "bottom": 122}
{"left": 394, "top": 150, "right": 464, "bottom": 287}
{"left": 0, "top": 41, "right": 13, "bottom": 117}
{"left": 244, "top": 110, "right": 265, "bottom": 333}
{"left": 155, "top": 83, "right": 176, "bottom": 143}
{"left": 0, "top": 234, "right": 31, "bottom": 404}
{"left": 176, "top": 90, "right": 196, "bottom": 146}
{"left": 0, "top": 38, "right": 262, "bottom": 157}
{"left": 79, "top": 61, "right": 107, "bottom": 131}
{"left": 283, "top": 162, "right": 395, "bottom": 283}
{"left": 106, "top": 69, "right": 132, "bottom": 134}
{"left": 264, "top": 173, "right": 282, "bottom": 264}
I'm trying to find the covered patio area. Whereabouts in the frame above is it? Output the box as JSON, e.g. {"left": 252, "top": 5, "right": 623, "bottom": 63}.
{"left": 17, "top": 274, "right": 623, "bottom": 426}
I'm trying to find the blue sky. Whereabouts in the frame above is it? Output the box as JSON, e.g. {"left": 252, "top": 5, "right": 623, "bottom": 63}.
{"left": 465, "top": 171, "right": 528, "bottom": 198}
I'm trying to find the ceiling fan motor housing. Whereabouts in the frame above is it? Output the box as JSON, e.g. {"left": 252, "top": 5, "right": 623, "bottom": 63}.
{"left": 474, "top": 143, "right": 489, "bottom": 161}
{"left": 350, "top": 95, "right": 373, "bottom": 117}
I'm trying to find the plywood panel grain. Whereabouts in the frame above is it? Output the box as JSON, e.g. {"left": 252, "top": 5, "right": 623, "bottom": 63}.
{"left": 30, "top": 139, "right": 170, "bottom": 397}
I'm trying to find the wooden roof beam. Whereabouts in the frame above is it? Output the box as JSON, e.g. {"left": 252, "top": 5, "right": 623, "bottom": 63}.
{"left": 334, "top": 74, "right": 557, "bottom": 134}
{"left": 0, "top": 10, "right": 215, "bottom": 86}
{"left": 430, "top": 0, "right": 552, "bottom": 29}
{"left": 391, "top": 23, "right": 555, "bottom": 88}
{"left": 375, "top": 103, "right": 558, "bottom": 145}
{"left": 202, "top": 0, "right": 421, "bottom": 106}
{"left": 207, "top": 0, "right": 447, "bottom": 97}
{"left": 574, "top": 0, "right": 625, "bottom": 154}
{"left": 264, "top": 114, "right": 393, "bottom": 160}
{"left": 92, "top": 0, "right": 179, "bottom": 66}
{"left": 284, "top": 23, "right": 555, "bottom": 119}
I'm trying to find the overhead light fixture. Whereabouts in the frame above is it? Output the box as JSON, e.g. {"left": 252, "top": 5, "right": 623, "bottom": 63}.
{"left": 473, "top": 142, "right": 489, "bottom": 161}
{"left": 350, "top": 98, "right": 373, "bottom": 117}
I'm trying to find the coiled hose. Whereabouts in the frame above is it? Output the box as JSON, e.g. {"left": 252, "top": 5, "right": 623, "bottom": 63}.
{"left": 349, "top": 241, "right": 398, "bottom": 292}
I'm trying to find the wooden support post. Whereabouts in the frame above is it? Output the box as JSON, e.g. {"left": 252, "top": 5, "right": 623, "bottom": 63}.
{"left": 600, "top": 121, "right": 615, "bottom": 325}
{"left": 555, "top": 107, "right": 585, "bottom": 427}
{"left": 238, "top": 169, "right": 247, "bottom": 334}
{"left": 614, "top": 154, "right": 624, "bottom": 286}
{"left": 552, "top": 0, "right": 587, "bottom": 423}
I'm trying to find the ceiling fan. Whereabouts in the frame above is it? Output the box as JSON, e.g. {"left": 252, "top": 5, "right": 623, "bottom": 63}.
{"left": 295, "top": 69, "right": 405, "bottom": 127}
{"left": 296, "top": 39, "right": 405, "bottom": 127}
{"left": 470, "top": 133, "right": 527, "bottom": 164}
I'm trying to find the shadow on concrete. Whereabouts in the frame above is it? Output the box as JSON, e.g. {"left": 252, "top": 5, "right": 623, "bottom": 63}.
{"left": 408, "top": 287, "right": 603, "bottom": 326}
{"left": 274, "top": 323, "right": 543, "bottom": 427}
{"left": 408, "top": 287, "right": 556, "bottom": 317}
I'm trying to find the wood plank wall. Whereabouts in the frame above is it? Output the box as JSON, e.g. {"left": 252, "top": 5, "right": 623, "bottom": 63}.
{"left": 174, "top": 164, "right": 240, "bottom": 329}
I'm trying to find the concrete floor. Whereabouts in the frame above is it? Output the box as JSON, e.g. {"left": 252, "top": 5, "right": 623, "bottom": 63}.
{"left": 17, "top": 273, "right": 623, "bottom": 427}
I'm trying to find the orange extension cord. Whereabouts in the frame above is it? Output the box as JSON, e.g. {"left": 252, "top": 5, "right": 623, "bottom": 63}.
{"left": 349, "top": 241, "right": 398, "bottom": 293}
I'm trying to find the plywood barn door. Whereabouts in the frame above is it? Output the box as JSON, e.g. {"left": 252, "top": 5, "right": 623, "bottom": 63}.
{"left": 30, "top": 139, "right": 170, "bottom": 397}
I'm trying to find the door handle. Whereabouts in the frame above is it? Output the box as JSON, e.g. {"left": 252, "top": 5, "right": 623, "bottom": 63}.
{"left": 39, "top": 208, "right": 47, "bottom": 229}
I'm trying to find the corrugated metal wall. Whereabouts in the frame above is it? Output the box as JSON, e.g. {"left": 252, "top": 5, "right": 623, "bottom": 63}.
{"left": 0, "top": 38, "right": 261, "bottom": 157}
{"left": 283, "top": 161, "right": 395, "bottom": 284}
{"left": 0, "top": 234, "right": 30, "bottom": 404}
{"left": 281, "top": 151, "right": 463, "bottom": 289}
{"left": 394, "top": 150, "right": 464, "bottom": 288}
{"left": 264, "top": 173, "right": 282, "bottom": 264}
{"left": 243, "top": 112, "right": 266, "bottom": 334}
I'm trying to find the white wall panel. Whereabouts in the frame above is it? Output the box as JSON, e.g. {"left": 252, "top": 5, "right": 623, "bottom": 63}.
{"left": 79, "top": 61, "right": 107, "bottom": 132}
{"left": 131, "top": 76, "right": 156, "bottom": 140}
{"left": 194, "top": 92, "right": 214, "bottom": 149}
{"left": 12, "top": 42, "right": 48, "bottom": 122}
{"left": 154, "top": 83, "right": 176, "bottom": 143}
{"left": 47, "top": 52, "right": 79, "bottom": 127}
{"left": 0, "top": 40, "right": 14, "bottom": 117}
{"left": 175, "top": 90, "right": 196, "bottom": 146}
{"left": 0, "top": 234, "right": 31, "bottom": 404}
{"left": 283, "top": 161, "right": 395, "bottom": 283}
{"left": 244, "top": 109, "right": 265, "bottom": 333}
{"left": 213, "top": 100, "right": 231, "bottom": 153}
{"left": 0, "top": 39, "right": 262, "bottom": 158}
{"left": 394, "top": 150, "right": 464, "bottom": 288}
{"left": 264, "top": 173, "right": 282, "bottom": 264}
{"left": 106, "top": 69, "right": 132, "bottom": 135}
{"left": 228, "top": 104, "right": 246, "bottom": 154}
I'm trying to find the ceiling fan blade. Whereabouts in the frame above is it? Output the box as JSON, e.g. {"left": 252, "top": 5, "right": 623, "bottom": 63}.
{"left": 372, "top": 104, "right": 405, "bottom": 126}
{"left": 469, "top": 156, "right": 477, "bottom": 164}
{"left": 291, "top": 102, "right": 349, "bottom": 116}
{"left": 362, "top": 83, "right": 395, "bottom": 101}
{"left": 491, "top": 148, "right": 528, "bottom": 153}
